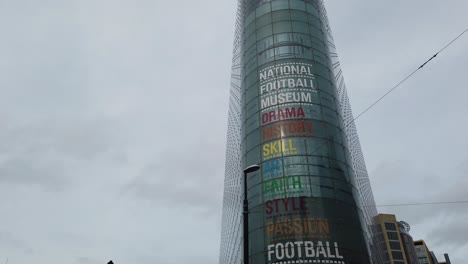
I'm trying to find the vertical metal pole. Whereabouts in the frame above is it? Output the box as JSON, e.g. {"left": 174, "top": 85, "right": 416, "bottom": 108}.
{"left": 444, "top": 254, "right": 451, "bottom": 264}
{"left": 243, "top": 172, "right": 249, "bottom": 264}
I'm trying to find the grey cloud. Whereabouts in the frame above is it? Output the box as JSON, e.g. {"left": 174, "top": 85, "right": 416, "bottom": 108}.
{"left": 0, "top": 0, "right": 467, "bottom": 263}
{"left": 428, "top": 214, "right": 468, "bottom": 247}
{"left": 0, "top": 118, "right": 128, "bottom": 190}
{"left": 371, "top": 159, "right": 468, "bottom": 220}
{"left": 0, "top": 118, "right": 124, "bottom": 159}
{"left": 370, "top": 159, "right": 468, "bottom": 261}
{"left": 0, "top": 155, "right": 67, "bottom": 190}
{"left": 76, "top": 257, "right": 100, "bottom": 264}
{"left": 0, "top": 231, "right": 34, "bottom": 255}
{"left": 122, "top": 146, "right": 224, "bottom": 215}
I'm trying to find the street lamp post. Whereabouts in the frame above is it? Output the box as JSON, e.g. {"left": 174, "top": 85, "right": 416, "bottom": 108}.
{"left": 243, "top": 164, "right": 261, "bottom": 264}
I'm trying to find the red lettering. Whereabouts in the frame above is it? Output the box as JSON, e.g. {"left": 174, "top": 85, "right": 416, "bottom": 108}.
{"left": 291, "top": 198, "right": 300, "bottom": 210}
{"left": 269, "top": 111, "right": 275, "bottom": 122}
{"left": 263, "top": 121, "right": 314, "bottom": 140}
{"left": 282, "top": 198, "right": 291, "bottom": 211}
{"left": 278, "top": 109, "right": 284, "bottom": 120}
{"left": 262, "top": 127, "right": 272, "bottom": 139}
{"left": 262, "top": 113, "right": 269, "bottom": 124}
{"left": 297, "top": 107, "right": 305, "bottom": 118}
{"left": 265, "top": 197, "right": 310, "bottom": 216}
{"left": 261, "top": 107, "right": 307, "bottom": 125}
{"left": 273, "top": 199, "right": 280, "bottom": 212}
{"left": 300, "top": 197, "right": 308, "bottom": 211}
{"left": 306, "top": 122, "right": 313, "bottom": 133}
{"left": 273, "top": 125, "right": 281, "bottom": 137}
{"left": 285, "top": 107, "right": 296, "bottom": 118}
{"left": 297, "top": 121, "right": 305, "bottom": 133}
{"left": 265, "top": 200, "right": 273, "bottom": 214}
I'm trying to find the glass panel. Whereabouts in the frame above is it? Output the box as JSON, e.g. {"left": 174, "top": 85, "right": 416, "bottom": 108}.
{"left": 257, "top": 25, "right": 273, "bottom": 41}
{"left": 289, "top": 10, "right": 308, "bottom": 23}
{"left": 257, "top": 36, "right": 274, "bottom": 53}
{"left": 273, "top": 21, "right": 292, "bottom": 34}
{"left": 256, "top": 2, "right": 271, "bottom": 18}
{"left": 271, "top": 0, "right": 289, "bottom": 11}
{"left": 258, "top": 48, "right": 275, "bottom": 66}
{"left": 274, "top": 33, "right": 293, "bottom": 45}
{"left": 256, "top": 14, "right": 272, "bottom": 29}
{"left": 245, "top": 11, "right": 256, "bottom": 26}
{"left": 292, "top": 21, "right": 309, "bottom": 34}
{"left": 387, "top": 231, "right": 399, "bottom": 241}
{"left": 271, "top": 10, "right": 290, "bottom": 22}
{"left": 306, "top": 3, "right": 320, "bottom": 18}
{"left": 385, "top": 222, "right": 397, "bottom": 231}
{"left": 245, "top": 21, "right": 256, "bottom": 38}
{"left": 289, "top": 0, "right": 306, "bottom": 11}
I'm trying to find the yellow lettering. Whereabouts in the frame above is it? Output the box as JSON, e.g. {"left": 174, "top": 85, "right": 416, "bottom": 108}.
{"left": 288, "top": 139, "right": 297, "bottom": 151}
{"left": 274, "top": 222, "right": 284, "bottom": 235}
{"left": 263, "top": 143, "right": 270, "bottom": 156}
{"left": 266, "top": 222, "right": 274, "bottom": 237}
{"left": 281, "top": 140, "right": 289, "bottom": 152}
{"left": 319, "top": 219, "right": 330, "bottom": 234}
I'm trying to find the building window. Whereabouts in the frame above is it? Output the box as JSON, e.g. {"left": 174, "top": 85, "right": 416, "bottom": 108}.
{"left": 387, "top": 231, "right": 399, "bottom": 241}
{"left": 392, "top": 251, "right": 404, "bottom": 260}
{"left": 389, "top": 241, "right": 402, "bottom": 250}
{"left": 385, "top": 222, "right": 397, "bottom": 231}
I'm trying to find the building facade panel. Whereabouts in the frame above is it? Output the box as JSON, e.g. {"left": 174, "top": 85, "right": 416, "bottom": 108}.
{"left": 220, "top": 1, "right": 380, "bottom": 263}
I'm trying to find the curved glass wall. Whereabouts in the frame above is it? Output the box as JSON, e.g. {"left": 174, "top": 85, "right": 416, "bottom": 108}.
{"left": 220, "top": 1, "right": 381, "bottom": 263}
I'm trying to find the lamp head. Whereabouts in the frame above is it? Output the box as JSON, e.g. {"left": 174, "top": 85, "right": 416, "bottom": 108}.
{"left": 244, "top": 164, "right": 260, "bottom": 174}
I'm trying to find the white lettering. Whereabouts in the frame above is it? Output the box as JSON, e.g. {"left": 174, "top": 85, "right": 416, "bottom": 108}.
{"left": 335, "top": 242, "right": 344, "bottom": 259}
{"left": 267, "top": 241, "right": 344, "bottom": 262}
{"left": 316, "top": 241, "right": 327, "bottom": 258}
{"left": 261, "top": 92, "right": 313, "bottom": 108}
{"left": 258, "top": 64, "right": 315, "bottom": 84}
{"left": 305, "top": 241, "right": 315, "bottom": 257}
{"left": 267, "top": 244, "right": 275, "bottom": 261}
{"left": 276, "top": 243, "right": 284, "bottom": 260}
{"left": 294, "top": 241, "right": 304, "bottom": 258}
{"left": 259, "top": 78, "right": 315, "bottom": 95}
{"left": 326, "top": 241, "right": 335, "bottom": 258}
{"left": 285, "top": 242, "right": 295, "bottom": 258}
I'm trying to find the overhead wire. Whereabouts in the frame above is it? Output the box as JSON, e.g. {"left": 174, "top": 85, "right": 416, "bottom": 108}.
{"left": 308, "top": 27, "right": 468, "bottom": 154}
{"left": 375, "top": 200, "right": 468, "bottom": 207}
{"left": 306, "top": 28, "right": 468, "bottom": 210}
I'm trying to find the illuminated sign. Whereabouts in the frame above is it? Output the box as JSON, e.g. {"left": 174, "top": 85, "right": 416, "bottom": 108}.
{"left": 265, "top": 197, "right": 308, "bottom": 218}
{"left": 261, "top": 78, "right": 315, "bottom": 94}
{"left": 263, "top": 139, "right": 298, "bottom": 160}
{"left": 262, "top": 120, "right": 313, "bottom": 141}
{"left": 262, "top": 107, "right": 305, "bottom": 125}
{"left": 263, "top": 176, "right": 307, "bottom": 201}
{"left": 267, "top": 241, "right": 344, "bottom": 263}
{"left": 236, "top": 3, "right": 372, "bottom": 263}
{"left": 259, "top": 63, "right": 315, "bottom": 83}
{"left": 266, "top": 218, "right": 330, "bottom": 239}
{"left": 263, "top": 158, "right": 283, "bottom": 180}
{"left": 261, "top": 90, "right": 315, "bottom": 108}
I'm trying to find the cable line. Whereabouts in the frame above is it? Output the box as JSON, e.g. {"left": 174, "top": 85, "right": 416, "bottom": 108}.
{"left": 309, "top": 27, "right": 468, "bottom": 154}
{"left": 375, "top": 200, "right": 468, "bottom": 207}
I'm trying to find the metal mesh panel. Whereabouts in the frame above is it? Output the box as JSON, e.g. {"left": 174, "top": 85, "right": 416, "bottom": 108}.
{"left": 219, "top": 3, "right": 244, "bottom": 264}
{"left": 220, "top": 1, "right": 382, "bottom": 263}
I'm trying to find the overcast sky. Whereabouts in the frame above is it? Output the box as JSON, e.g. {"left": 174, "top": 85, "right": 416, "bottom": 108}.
{"left": 0, "top": 1, "right": 467, "bottom": 263}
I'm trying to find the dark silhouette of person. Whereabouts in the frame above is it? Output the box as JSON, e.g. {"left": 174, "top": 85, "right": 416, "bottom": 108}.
{"left": 108, "top": 261, "right": 114, "bottom": 264}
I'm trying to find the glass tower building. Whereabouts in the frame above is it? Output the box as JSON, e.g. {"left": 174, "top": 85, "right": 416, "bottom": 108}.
{"left": 220, "top": 1, "right": 381, "bottom": 263}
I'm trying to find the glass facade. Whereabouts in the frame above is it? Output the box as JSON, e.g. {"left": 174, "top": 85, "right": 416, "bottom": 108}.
{"left": 220, "top": 1, "right": 381, "bottom": 263}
